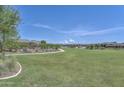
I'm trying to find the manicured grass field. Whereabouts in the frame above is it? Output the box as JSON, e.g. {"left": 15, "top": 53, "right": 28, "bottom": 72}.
{"left": 0, "top": 48, "right": 124, "bottom": 87}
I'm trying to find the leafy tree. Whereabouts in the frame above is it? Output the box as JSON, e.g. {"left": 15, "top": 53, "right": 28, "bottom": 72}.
{"left": 29, "top": 42, "right": 38, "bottom": 49}
{"left": 0, "top": 6, "right": 20, "bottom": 61}
{"left": 5, "top": 40, "right": 19, "bottom": 52}
{"left": 40, "top": 40, "right": 47, "bottom": 50}
{"left": 41, "top": 40, "right": 47, "bottom": 44}
{"left": 19, "top": 42, "right": 29, "bottom": 49}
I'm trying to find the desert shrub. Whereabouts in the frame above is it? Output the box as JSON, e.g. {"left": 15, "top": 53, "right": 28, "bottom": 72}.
{"left": 0, "top": 56, "right": 17, "bottom": 74}
{"left": 0, "top": 64, "right": 5, "bottom": 76}
{"left": 5, "top": 56, "right": 17, "bottom": 72}
{"left": 0, "top": 60, "right": 8, "bottom": 76}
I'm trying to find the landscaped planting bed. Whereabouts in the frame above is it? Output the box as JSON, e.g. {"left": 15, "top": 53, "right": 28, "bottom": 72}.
{"left": 0, "top": 56, "right": 21, "bottom": 79}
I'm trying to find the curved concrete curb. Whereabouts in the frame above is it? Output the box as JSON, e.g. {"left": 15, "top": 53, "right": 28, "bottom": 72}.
{"left": 0, "top": 62, "right": 22, "bottom": 80}
{"left": 0, "top": 49, "right": 64, "bottom": 80}
{"left": 7, "top": 49, "right": 65, "bottom": 56}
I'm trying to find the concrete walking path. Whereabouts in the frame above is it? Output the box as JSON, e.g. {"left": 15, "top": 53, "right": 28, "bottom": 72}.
{"left": 6, "top": 49, "right": 65, "bottom": 56}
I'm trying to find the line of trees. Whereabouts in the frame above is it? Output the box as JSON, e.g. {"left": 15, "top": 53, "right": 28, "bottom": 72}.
{"left": 86, "top": 43, "right": 124, "bottom": 50}
{"left": 0, "top": 40, "right": 61, "bottom": 52}
{"left": 86, "top": 44, "right": 105, "bottom": 50}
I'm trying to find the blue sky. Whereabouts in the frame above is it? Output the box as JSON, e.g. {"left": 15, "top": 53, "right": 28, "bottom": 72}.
{"left": 15, "top": 5, "right": 124, "bottom": 44}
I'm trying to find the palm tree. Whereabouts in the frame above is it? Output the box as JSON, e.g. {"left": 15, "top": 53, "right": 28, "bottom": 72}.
{"left": 0, "top": 6, "right": 20, "bottom": 61}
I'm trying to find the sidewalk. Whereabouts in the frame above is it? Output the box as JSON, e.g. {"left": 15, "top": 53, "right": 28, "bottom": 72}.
{"left": 6, "top": 49, "right": 65, "bottom": 56}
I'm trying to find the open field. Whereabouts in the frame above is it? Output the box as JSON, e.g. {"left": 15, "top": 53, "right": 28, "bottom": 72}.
{"left": 0, "top": 48, "right": 124, "bottom": 86}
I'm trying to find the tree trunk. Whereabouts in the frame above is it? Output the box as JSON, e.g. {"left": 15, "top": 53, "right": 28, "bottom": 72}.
{"left": 1, "top": 31, "right": 5, "bottom": 61}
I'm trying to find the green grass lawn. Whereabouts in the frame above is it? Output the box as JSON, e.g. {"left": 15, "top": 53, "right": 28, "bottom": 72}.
{"left": 0, "top": 48, "right": 124, "bottom": 87}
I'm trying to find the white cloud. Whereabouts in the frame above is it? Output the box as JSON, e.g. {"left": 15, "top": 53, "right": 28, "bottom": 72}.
{"left": 63, "top": 39, "right": 75, "bottom": 44}
{"left": 32, "top": 23, "right": 55, "bottom": 30}
{"left": 60, "top": 26, "right": 124, "bottom": 37}
{"left": 68, "top": 39, "right": 75, "bottom": 43}
{"left": 32, "top": 23, "right": 124, "bottom": 37}
{"left": 64, "top": 40, "right": 69, "bottom": 44}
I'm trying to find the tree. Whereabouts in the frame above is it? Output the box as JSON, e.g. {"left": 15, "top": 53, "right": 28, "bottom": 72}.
{"left": 5, "top": 40, "right": 19, "bottom": 52}
{"left": 19, "top": 42, "right": 29, "bottom": 49}
{"left": 29, "top": 42, "right": 38, "bottom": 49}
{"left": 40, "top": 40, "right": 47, "bottom": 50}
{"left": 0, "top": 6, "right": 20, "bottom": 61}
{"left": 86, "top": 44, "right": 94, "bottom": 50}
{"left": 41, "top": 40, "right": 47, "bottom": 44}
